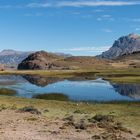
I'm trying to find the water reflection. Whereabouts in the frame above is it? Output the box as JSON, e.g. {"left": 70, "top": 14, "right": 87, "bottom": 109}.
{"left": 0, "top": 75, "right": 26, "bottom": 85}
{"left": 0, "top": 75, "right": 140, "bottom": 102}
{"left": 23, "top": 75, "right": 62, "bottom": 87}
{"left": 112, "top": 84, "right": 140, "bottom": 99}
{"left": 22, "top": 75, "right": 94, "bottom": 87}
{"left": 22, "top": 75, "right": 140, "bottom": 100}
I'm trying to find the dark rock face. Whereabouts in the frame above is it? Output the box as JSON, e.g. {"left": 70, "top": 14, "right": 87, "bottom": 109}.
{"left": 98, "top": 33, "right": 140, "bottom": 59}
{"left": 18, "top": 51, "right": 65, "bottom": 70}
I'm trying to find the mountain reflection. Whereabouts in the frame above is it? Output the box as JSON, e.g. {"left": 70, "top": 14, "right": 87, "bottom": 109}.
{"left": 22, "top": 75, "right": 94, "bottom": 87}
{"left": 22, "top": 75, "right": 62, "bottom": 87}
{"left": 112, "top": 84, "right": 140, "bottom": 99}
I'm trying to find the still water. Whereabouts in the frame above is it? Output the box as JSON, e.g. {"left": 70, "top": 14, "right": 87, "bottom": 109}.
{"left": 0, "top": 75, "right": 140, "bottom": 102}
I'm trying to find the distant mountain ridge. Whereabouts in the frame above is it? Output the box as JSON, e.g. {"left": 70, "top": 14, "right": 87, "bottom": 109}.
{"left": 0, "top": 49, "right": 27, "bottom": 56}
{"left": 0, "top": 50, "right": 32, "bottom": 68}
{"left": 97, "top": 33, "right": 140, "bottom": 59}
{"left": 0, "top": 49, "right": 72, "bottom": 69}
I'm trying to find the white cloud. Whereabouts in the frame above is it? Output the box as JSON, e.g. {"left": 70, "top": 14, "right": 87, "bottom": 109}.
{"left": 97, "top": 17, "right": 102, "bottom": 21}
{"left": 26, "top": 1, "right": 140, "bottom": 8}
{"left": 0, "top": 1, "right": 140, "bottom": 9}
{"left": 24, "top": 13, "right": 43, "bottom": 17}
{"left": 55, "top": 1, "right": 140, "bottom": 7}
{"left": 121, "top": 17, "right": 140, "bottom": 23}
{"left": 72, "top": 12, "right": 81, "bottom": 15}
{"left": 0, "top": 1, "right": 139, "bottom": 9}
{"left": 102, "top": 28, "right": 113, "bottom": 33}
{"left": 135, "top": 28, "right": 140, "bottom": 31}
{"left": 97, "top": 14, "right": 115, "bottom": 21}
{"left": 60, "top": 46, "right": 110, "bottom": 53}
{"left": 27, "top": 3, "right": 51, "bottom": 8}
{"left": 0, "top": 5, "right": 12, "bottom": 8}
{"left": 132, "top": 18, "right": 140, "bottom": 22}
{"left": 94, "top": 9, "right": 104, "bottom": 13}
{"left": 102, "top": 15, "right": 111, "bottom": 18}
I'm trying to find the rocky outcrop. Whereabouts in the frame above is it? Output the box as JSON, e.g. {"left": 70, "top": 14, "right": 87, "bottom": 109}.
{"left": 97, "top": 33, "right": 140, "bottom": 59}
{"left": 18, "top": 51, "right": 66, "bottom": 70}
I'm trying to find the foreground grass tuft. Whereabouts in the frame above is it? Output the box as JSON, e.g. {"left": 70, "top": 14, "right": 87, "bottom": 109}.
{"left": 89, "top": 114, "right": 114, "bottom": 123}
{"left": 18, "top": 106, "right": 41, "bottom": 115}
{"left": 0, "top": 88, "right": 16, "bottom": 96}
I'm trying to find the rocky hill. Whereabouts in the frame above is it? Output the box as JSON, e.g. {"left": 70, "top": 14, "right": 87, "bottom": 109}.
{"left": 98, "top": 33, "right": 140, "bottom": 59}
{"left": 18, "top": 51, "right": 66, "bottom": 70}
{"left": 18, "top": 51, "right": 109, "bottom": 70}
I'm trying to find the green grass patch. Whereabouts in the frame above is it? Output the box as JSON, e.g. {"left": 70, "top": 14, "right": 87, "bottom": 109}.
{"left": 0, "top": 88, "right": 16, "bottom": 96}
{"left": 33, "top": 93, "right": 69, "bottom": 101}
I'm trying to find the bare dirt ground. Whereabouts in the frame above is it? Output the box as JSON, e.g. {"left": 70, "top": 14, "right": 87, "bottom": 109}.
{"left": 0, "top": 109, "right": 139, "bottom": 140}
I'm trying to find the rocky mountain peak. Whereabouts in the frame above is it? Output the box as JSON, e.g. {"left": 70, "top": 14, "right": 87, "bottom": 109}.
{"left": 128, "top": 33, "right": 140, "bottom": 39}
{"left": 97, "top": 33, "right": 140, "bottom": 59}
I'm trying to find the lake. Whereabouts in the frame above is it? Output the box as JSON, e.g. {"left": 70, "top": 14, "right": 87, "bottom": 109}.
{"left": 0, "top": 75, "right": 140, "bottom": 102}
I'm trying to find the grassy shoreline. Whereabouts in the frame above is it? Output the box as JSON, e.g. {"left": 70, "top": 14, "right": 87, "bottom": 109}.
{"left": 0, "top": 68, "right": 140, "bottom": 83}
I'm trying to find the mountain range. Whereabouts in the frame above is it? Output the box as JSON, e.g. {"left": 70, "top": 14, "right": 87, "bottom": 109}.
{"left": 97, "top": 33, "right": 140, "bottom": 59}
{"left": 0, "top": 33, "right": 140, "bottom": 70}
{"left": 0, "top": 50, "right": 72, "bottom": 69}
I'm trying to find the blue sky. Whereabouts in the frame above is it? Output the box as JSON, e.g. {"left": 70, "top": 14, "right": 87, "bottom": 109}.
{"left": 0, "top": 0, "right": 140, "bottom": 56}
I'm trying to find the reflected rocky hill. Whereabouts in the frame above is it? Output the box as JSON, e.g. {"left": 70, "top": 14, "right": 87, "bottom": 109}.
{"left": 22, "top": 74, "right": 95, "bottom": 87}
{"left": 112, "top": 84, "right": 140, "bottom": 99}
{"left": 22, "top": 75, "right": 62, "bottom": 87}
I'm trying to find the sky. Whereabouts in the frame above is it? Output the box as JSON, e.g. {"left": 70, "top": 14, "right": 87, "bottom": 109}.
{"left": 0, "top": 0, "right": 140, "bottom": 56}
